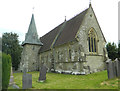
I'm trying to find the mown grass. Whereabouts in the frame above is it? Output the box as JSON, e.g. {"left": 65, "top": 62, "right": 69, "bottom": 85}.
{"left": 10, "top": 70, "right": 119, "bottom": 89}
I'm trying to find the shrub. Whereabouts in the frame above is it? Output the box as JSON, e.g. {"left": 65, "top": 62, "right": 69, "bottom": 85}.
{"left": 106, "top": 42, "right": 118, "bottom": 60}
{"left": 2, "top": 53, "right": 11, "bottom": 90}
{"left": 0, "top": 53, "right": 2, "bottom": 90}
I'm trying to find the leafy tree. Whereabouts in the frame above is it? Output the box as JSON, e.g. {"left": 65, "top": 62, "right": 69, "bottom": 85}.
{"left": 2, "top": 32, "right": 22, "bottom": 70}
{"left": 106, "top": 42, "right": 118, "bottom": 60}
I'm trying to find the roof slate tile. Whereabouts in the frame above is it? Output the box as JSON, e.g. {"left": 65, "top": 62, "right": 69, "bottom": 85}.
{"left": 39, "top": 8, "right": 88, "bottom": 53}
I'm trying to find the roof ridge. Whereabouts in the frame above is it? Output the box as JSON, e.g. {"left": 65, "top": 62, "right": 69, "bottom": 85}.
{"left": 39, "top": 8, "right": 89, "bottom": 53}
{"left": 66, "top": 8, "right": 88, "bottom": 23}
{"left": 40, "top": 22, "right": 64, "bottom": 38}
{"left": 50, "top": 21, "right": 67, "bottom": 48}
{"left": 40, "top": 8, "right": 88, "bottom": 39}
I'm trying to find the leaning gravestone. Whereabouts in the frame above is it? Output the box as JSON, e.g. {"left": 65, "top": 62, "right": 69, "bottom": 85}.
{"left": 22, "top": 68, "right": 32, "bottom": 89}
{"left": 38, "top": 65, "right": 47, "bottom": 82}
{"left": 106, "top": 59, "right": 116, "bottom": 79}
{"left": 115, "top": 58, "right": 120, "bottom": 77}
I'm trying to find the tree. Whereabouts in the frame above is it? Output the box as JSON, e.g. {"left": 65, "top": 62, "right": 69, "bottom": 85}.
{"left": 2, "top": 32, "right": 22, "bottom": 70}
{"left": 106, "top": 42, "right": 118, "bottom": 60}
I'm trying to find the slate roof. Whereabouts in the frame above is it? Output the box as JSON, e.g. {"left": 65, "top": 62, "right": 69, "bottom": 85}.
{"left": 22, "top": 14, "right": 43, "bottom": 46}
{"left": 39, "top": 8, "right": 88, "bottom": 53}
{"left": 39, "top": 23, "right": 64, "bottom": 53}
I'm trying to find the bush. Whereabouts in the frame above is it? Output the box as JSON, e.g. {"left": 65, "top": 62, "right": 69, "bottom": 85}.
{"left": 0, "top": 53, "right": 2, "bottom": 90}
{"left": 106, "top": 42, "right": 118, "bottom": 60}
{"left": 2, "top": 53, "right": 11, "bottom": 89}
{"left": 2, "top": 32, "right": 23, "bottom": 70}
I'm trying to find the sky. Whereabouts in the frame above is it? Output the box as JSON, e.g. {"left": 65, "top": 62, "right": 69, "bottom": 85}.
{"left": 0, "top": 0, "right": 119, "bottom": 44}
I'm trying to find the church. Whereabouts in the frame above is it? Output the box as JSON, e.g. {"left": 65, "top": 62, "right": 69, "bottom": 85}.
{"left": 19, "top": 4, "right": 108, "bottom": 75}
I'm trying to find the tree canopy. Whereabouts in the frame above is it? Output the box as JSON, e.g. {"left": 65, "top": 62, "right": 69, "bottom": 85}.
{"left": 2, "top": 32, "right": 22, "bottom": 70}
{"left": 106, "top": 42, "right": 118, "bottom": 60}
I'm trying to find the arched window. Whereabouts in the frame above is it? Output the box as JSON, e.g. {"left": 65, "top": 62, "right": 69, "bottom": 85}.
{"left": 88, "top": 28, "right": 97, "bottom": 53}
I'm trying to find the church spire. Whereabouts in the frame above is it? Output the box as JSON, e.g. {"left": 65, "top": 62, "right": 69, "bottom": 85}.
{"left": 22, "top": 14, "right": 43, "bottom": 46}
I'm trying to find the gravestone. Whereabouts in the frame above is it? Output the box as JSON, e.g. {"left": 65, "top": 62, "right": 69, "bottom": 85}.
{"left": 22, "top": 67, "right": 32, "bottom": 89}
{"left": 106, "top": 59, "right": 116, "bottom": 79}
{"left": 38, "top": 65, "right": 47, "bottom": 82}
{"left": 115, "top": 58, "right": 120, "bottom": 77}
{"left": 9, "top": 67, "right": 15, "bottom": 86}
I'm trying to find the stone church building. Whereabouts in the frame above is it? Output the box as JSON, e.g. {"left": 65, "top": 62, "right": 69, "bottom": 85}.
{"left": 20, "top": 4, "right": 108, "bottom": 74}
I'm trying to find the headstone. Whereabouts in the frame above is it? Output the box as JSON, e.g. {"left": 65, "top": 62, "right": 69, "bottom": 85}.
{"left": 23, "top": 67, "right": 27, "bottom": 74}
{"left": 12, "top": 84, "right": 19, "bottom": 89}
{"left": 106, "top": 59, "right": 116, "bottom": 79}
{"left": 115, "top": 58, "right": 120, "bottom": 77}
{"left": 9, "top": 67, "right": 15, "bottom": 86}
{"left": 22, "top": 67, "right": 32, "bottom": 89}
{"left": 38, "top": 65, "right": 47, "bottom": 82}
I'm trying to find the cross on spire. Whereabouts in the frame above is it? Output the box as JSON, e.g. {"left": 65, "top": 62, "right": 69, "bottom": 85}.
{"left": 89, "top": 0, "right": 91, "bottom": 7}
{"left": 64, "top": 16, "right": 66, "bottom": 21}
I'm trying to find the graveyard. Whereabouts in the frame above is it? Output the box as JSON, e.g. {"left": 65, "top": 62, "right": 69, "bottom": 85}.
{"left": 8, "top": 70, "right": 119, "bottom": 89}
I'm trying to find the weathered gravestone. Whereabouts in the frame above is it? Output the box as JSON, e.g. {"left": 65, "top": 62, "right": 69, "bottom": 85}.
{"left": 115, "top": 58, "right": 120, "bottom": 77}
{"left": 106, "top": 59, "right": 116, "bottom": 79}
{"left": 22, "top": 68, "right": 32, "bottom": 89}
{"left": 38, "top": 65, "right": 47, "bottom": 82}
{"left": 9, "top": 67, "right": 15, "bottom": 86}
{"left": 9, "top": 67, "right": 19, "bottom": 89}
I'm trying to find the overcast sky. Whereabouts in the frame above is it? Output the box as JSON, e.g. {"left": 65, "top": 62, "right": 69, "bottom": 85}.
{"left": 0, "top": 0, "right": 119, "bottom": 44}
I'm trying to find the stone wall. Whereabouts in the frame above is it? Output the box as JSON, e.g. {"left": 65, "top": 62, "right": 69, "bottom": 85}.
{"left": 20, "top": 44, "right": 41, "bottom": 72}
{"left": 39, "top": 6, "right": 108, "bottom": 75}
{"left": 39, "top": 41, "right": 87, "bottom": 74}
{"left": 75, "top": 6, "right": 108, "bottom": 74}
{"left": 85, "top": 56, "right": 105, "bottom": 73}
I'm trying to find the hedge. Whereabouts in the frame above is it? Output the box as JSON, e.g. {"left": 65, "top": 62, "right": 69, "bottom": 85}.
{"left": 0, "top": 53, "right": 2, "bottom": 90}
{"left": 2, "top": 53, "right": 11, "bottom": 90}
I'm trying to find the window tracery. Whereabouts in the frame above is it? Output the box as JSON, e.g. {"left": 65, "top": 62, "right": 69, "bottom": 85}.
{"left": 88, "top": 28, "right": 97, "bottom": 53}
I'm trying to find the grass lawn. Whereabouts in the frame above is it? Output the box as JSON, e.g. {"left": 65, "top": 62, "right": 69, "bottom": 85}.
{"left": 10, "top": 70, "right": 119, "bottom": 89}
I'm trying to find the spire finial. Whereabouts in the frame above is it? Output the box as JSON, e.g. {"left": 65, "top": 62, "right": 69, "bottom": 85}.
{"left": 64, "top": 16, "right": 66, "bottom": 22}
{"left": 89, "top": 0, "right": 91, "bottom": 7}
